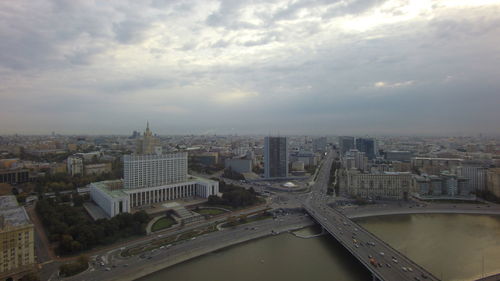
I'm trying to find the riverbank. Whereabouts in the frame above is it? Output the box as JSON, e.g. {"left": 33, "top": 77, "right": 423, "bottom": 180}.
{"left": 63, "top": 213, "right": 313, "bottom": 281}
{"left": 345, "top": 207, "right": 500, "bottom": 219}
{"left": 120, "top": 217, "right": 313, "bottom": 281}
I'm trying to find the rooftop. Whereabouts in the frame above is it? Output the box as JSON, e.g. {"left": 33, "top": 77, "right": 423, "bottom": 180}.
{"left": 91, "top": 180, "right": 127, "bottom": 198}
{"left": 0, "top": 195, "right": 31, "bottom": 230}
{"left": 0, "top": 195, "right": 20, "bottom": 210}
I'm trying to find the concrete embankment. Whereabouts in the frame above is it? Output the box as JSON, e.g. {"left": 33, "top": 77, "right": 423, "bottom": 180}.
{"left": 346, "top": 208, "right": 500, "bottom": 219}
{"left": 110, "top": 218, "right": 314, "bottom": 281}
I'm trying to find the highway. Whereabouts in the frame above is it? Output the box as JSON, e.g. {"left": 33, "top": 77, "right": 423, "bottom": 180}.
{"left": 303, "top": 151, "right": 439, "bottom": 281}
{"left": 63, "top": 212, "right": 313, "bottom": 281}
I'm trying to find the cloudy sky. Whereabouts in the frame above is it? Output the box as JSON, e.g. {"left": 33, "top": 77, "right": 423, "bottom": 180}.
{"left": 1, "top": 0, "right": 500, "bottom": 136}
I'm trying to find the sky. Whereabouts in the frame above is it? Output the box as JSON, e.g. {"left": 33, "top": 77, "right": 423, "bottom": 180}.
{"left": 1, "top": 0, "right": 500, "bottom": 136}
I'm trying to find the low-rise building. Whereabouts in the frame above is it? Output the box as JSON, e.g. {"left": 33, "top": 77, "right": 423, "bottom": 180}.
{"left": 338, "top": 170, "right": 414, "bottom": 200}
{"left": 0, "top": 169, "right": 30, "bottom": 185}
{"left": 414, "top": 173, "right": 470, "bottom": 197}
{"left": 84, "top": 163, "right": 112, "bottom": 176}
{"left": 192, "top": 152, "right": 219, "bottom": 166}
{"left": 225, "top": 158, "right": 252, "bottom": 174}
{"left": 411, "top": 157, "right": 463, "bottom": 175}
{"left": 385, "top": 151, "right": 412, "bottom": 162}
{"left": 90, "top": 176, "right": 218, "bottom": 218}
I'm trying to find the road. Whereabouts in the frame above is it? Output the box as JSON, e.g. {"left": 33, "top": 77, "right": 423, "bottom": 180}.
{"left": 62, "top": 212, "right": 313, "bottom": 281}
{"left": 303, "top": 150, "right": 439, "bottom": 281}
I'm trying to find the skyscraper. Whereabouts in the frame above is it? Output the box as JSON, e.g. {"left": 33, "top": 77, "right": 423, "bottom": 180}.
{"left": 136, "top": 122, "right": 159, "bottom": 155}
{"left": 355, "top": 138, "right": 376, "bottom": 160}
{"left": 264, "top": 136, "right": 288, "bottom": 178}
{"left": 312, "top": 137, "right": 327, "bottom": 153}
{"left": 339, "top": 136, "right": 355, "bottom": 156}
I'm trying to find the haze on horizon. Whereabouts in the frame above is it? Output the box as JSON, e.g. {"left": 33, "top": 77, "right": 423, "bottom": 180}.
{"left": 1, "top": 0, "right": 499, "bottom": 136}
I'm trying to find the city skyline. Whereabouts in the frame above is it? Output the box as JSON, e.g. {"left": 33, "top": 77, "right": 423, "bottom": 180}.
{"left": 1, "top": 0, "right": 500, "bottom": 135}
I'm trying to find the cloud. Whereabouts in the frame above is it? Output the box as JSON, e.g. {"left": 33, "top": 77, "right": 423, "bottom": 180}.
{"left": 213, "top": 89, "right": 259, "bottom": 104}
{"left": 374, "top": 80, "right": 415, "bottom": 88}
{"left": 0, "top": 0, "right": 500, "bottom": 135}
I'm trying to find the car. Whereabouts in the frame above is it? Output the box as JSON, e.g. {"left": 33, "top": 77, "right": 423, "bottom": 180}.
{"left": 105, "top": 267, "right": 111, "bottom": 271}
{"left": 368, "top": 255, "right": 373, "bottom": 259}
{"left": 386, "top": 263, "right": 391, "bottom": 268}
{"left": 414, "top": 277, "right": 421, "bottom": 281}
{"left": 379, "top": 252, "right": 385, "bottom": 256}
{"left": 408, "top": 267, "right": 413, "bottom": 272}
{"left": 355, "top": 244, "right": 359, "bottom": 248}
{"left": 401, "top": 267, "right": 408, "bottom": 272}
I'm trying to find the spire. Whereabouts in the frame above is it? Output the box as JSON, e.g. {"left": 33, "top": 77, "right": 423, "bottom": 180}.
{"left": 144, "top": 121, "right": 152, "bottom": 137}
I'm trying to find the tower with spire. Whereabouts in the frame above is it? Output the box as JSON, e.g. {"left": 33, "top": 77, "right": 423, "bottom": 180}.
{"left": 136, "top": 122, "right": 159, "bottom": 155}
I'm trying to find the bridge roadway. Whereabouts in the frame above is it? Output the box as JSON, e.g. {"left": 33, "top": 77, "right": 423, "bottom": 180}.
{"left": 303, "top": 151, "right": 440, "bottom": 281}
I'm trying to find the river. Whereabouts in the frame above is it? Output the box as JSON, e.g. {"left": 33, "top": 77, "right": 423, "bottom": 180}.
{"left": 138, "top": 214, "right": 500, "bottom": 281}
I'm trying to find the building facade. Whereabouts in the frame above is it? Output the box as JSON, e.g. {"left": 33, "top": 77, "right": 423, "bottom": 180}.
{"left": 456, "top": 166, "right": 487, "bottom": 192}
{"left": 312, "top": 137, "right": 327, "bottom": 153}
{"left": 355, "top": 138, "right": 376, "bottom": 160}
{"left": 411, "top": 157, "right": 463, "bottom": 175}
{"left": 385, "top": 151, "right": 412, "bottom": 162}
{"left": 264, "top": 136, "right": 288, "bottom": 178}
{"left": 66, "top": 156, "right": 83, "bottom": 176}
{"left": 0, "top": 170, "right": 29, "bottom": 185}
{"left": 225, "top": 158, "right": 252, "bottom": 174}
{"left": 486, "top": 168, "right": 500, "bottom": 198}
{"left": 342, "top": 149, "right": 368, "bottom": 171}
{"left": 0, "top": 196, "right": 35, "bottom": 281}
{"left": 339, "top": 170, "right": 414, "bottom": 200}
{"left": 84, "top": 163, "right": 112, "bottom": 176}
{"left": 91, "top": 135, "right": 217, "bottom": 218}
{"left": 90, "top": 176, "right": 218, "bottom": 218}
{"left": 339, "top": 136, "right": 355, "bottom": 156}
{"left": 136, "top": 122, "right": 159, "bottom": 155}
{"left": 123, "top": 153, "right": 188, "bottom": 189}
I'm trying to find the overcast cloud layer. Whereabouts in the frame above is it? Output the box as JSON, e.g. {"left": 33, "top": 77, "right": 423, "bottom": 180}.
{"left": 1, "top": 0, "right": 500, "bottom": 135}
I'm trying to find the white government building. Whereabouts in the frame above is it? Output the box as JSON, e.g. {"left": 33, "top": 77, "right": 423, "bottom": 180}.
{"left": 90, "top": 125, "right": 219, "bottom": 217}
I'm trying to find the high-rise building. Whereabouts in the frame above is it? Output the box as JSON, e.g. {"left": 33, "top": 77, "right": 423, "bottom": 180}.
{"left": 355, "top": 138, "right": 376, "bottom": 160}
{"left": 0, "top": 196, "right": 35, "bottom": 281}
{"left": 338, "top": 136, "right": 355, "bottom": 156}
{"left": 486, "top": 168, "right": 500, "bottom": 198}
{"left": 312, "top": 137, "right": 327, "bottom": 153}
{"left": 456, "top": 166, "right": 487, "bottom": 192}
{"left": 343, "top": 149, "right": 368, "bottom": 171}
{"left": 136, "top": 122, "right": 159, "bottom": 155}
{"left": 66, "top": 156, "right": 83, "bottom": 176}
{"left": 123, "top": 153, "right": 188, "bottom": 189}
{"left": 264, "top": 136, "right": 288, "bottom": 178}
{"left": 90, "top": 125, "right": 218, "bottom": 218}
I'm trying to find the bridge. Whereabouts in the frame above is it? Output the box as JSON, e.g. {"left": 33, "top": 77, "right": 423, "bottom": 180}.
{"left": 302, "top": 151, "right": 440, "bottom": 281}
